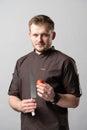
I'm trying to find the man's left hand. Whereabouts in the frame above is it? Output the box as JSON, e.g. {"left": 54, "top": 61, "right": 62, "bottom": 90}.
{"left": 36, "top": 82, "right": 55, "bottom": 102}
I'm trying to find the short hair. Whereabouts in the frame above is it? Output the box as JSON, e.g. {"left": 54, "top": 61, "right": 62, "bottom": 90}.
{"left": 28, "top": 15, "right": 55, "bottom": 31}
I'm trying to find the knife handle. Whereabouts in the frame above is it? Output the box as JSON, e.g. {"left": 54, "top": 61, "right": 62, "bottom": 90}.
{"left": 31, "top": 111, "right": 35, "bottom": 116}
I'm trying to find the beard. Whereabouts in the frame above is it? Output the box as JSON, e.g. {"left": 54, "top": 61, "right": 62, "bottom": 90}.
{"left": 34, "top": 46, "right": 52, "bottom": 54}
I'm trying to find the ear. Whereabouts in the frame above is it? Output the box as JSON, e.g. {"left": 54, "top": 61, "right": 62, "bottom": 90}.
{"left": 52, "top": 32, "right": 56, "bottom": 40}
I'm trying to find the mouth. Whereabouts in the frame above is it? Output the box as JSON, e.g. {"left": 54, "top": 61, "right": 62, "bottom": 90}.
{"left": 35, "top": 43, "right": 45, "bottom": 52}
{"left": 36, "top": 43, "right": 45, "bottom": 47}
{"left": 37, "top": 42, "right": 44, "bottom": 44}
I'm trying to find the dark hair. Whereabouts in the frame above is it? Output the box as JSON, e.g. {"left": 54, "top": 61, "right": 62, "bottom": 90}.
{"left": 28, "top": 15, "right": 55, "bottom": 31}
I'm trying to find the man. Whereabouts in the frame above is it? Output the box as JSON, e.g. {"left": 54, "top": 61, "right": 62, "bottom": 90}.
{"left": 8, "top": 15, "right": 81, "bottom": 130}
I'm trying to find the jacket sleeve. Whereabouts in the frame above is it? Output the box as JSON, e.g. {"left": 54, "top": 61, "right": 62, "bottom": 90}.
{"left": 62, "top": 58, "right": 82, "bottom": 97}
{"left": 8, "top": 60, "right": 21, "bottom": 98}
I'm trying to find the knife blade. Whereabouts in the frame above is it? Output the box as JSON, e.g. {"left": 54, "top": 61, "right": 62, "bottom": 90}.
{"left": 29, "top": 72, "right": 36, "bottom": 116}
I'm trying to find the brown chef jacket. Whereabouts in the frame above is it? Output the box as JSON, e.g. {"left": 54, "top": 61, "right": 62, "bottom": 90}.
{"left": 8, "top": 46, "right": 81, "bottom": 130}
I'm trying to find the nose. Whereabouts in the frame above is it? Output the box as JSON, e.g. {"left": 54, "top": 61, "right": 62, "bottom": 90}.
{"left": 38, "top": 35, "right": 42, "bottom": 42}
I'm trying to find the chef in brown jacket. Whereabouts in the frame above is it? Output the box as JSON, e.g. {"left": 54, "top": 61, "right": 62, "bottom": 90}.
{"left": 8, "top": 14, "right": 81, "bottom": 130}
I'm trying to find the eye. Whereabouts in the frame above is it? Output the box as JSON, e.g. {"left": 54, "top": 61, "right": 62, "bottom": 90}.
{"left": 42, "top": 33, "right": 49, "bottom": 37}
{"left": 33, "top": 34, "right": 38, "bottom": 37}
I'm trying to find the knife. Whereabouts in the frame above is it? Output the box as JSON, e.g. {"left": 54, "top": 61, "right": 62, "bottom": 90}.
{"left": 29, "top": 72, "right": 36, "bottom": 116}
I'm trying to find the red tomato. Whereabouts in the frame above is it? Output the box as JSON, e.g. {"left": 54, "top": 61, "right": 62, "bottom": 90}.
{"left": 36, "top": 79, "right": 44, "bottom": 85}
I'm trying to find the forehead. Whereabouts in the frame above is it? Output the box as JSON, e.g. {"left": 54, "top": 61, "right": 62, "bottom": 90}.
{"left": 30, "top": 23, "right": 51, "bottom": 32}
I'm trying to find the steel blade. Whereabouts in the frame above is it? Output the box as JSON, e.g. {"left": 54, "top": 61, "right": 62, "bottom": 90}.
{"left": 29, "top": 72, "right": 36, "bottom": 116}
{"left": 29, "top": 72, "right": 36, "bottom": 98}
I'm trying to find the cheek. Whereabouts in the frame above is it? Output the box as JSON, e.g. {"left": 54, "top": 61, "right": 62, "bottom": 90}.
{"left": 46, "top": 38, "right": 52, "bottom": 43}
{"left": 44, "top": 37, "right": 50, "bottom": 42}
{"left": 31, "top": 38, "right": 37, "bottom": 43}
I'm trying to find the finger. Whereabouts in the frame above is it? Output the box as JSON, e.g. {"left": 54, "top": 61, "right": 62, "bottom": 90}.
{"left": 23, "top": 108, "right": 35, "bottom": 113}
{"left": 36, "top": 83, "right": 46, "bottom": 89}
{"left": 21, "top": 101, "right": 36, "bottom": 111}
{"left": 22, "top": 104, "right": 36, "bottom": 113}
{"left": 22, "top": 99, "right": 36, "bottom": 105}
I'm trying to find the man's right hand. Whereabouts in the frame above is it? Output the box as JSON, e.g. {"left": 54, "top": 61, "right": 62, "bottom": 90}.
{"left": 19, "top": 99, "right": 36, "bottom": 113}
{"left": 9, "top": 96, "right": 36, "bottom": 113}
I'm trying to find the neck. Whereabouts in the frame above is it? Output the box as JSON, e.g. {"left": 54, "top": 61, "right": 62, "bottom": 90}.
{"left": 35, "top": 46, "right": 52, "bottom": 55}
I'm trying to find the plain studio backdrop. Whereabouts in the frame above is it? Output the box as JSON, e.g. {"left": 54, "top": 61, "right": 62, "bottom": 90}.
{"left": 0, "top": 0, "right": 87, "bottom": 130}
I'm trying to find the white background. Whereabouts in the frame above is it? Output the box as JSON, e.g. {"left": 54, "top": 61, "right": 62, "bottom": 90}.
{"left": 0, "top": 0, "right": 87, "bottom": 130}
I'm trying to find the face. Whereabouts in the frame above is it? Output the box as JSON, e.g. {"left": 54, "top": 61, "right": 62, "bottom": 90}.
{"left": 29, "top": 23, "right": 56, "bottom": 54}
